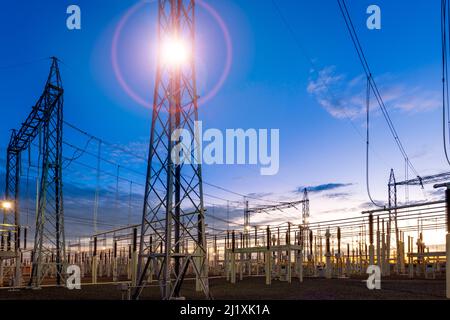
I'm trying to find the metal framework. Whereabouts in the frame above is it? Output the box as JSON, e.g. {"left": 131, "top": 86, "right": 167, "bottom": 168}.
{"left": 388, "top": 171, "right": 450, "bottom": 206}
{"left": 2, "top": 57, "right": 65, "bottom": 288}
{"left": 387, "top": 169, "right": 398, "bottom": 272}
{"left": 133, "top": 0, "right": 209, "bottom": 300}
{"left": 390, "top": 172, "right": 450, "bottom": 188}
{"left": 244, "top": 200, "right": 250, "bottom": 248}
{"left": 246, "top": 190, "right": 310, "bottom": 227}
{"left": 247, "top": 198, "right": 309, "bottom": 217}
{"left": 384, "top": 170, "right": 450, "bottom": 273}
{"left": 302, "top": 189, "right": 310, "bottom": 227}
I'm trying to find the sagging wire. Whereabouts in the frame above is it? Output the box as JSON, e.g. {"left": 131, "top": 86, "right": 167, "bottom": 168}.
{"left": 365, "top": 76, "right": 385, "bottom": 208}
{"left": 93, "top": 140, "right": 102, "bottom": 233}
{"left": 63, "top": 137, "right": 95, "bottom": 169}
{"left": 337, "top": 0, "right": 421, "bottom": 179}
{"left": 22, "top": 145, "right": 32, "bottom": 228}
{"left": 441, "top": 0, "right": 450, "bottom": 166}
{"left": 128, "top": 181, "right": 133, "bottom": 226}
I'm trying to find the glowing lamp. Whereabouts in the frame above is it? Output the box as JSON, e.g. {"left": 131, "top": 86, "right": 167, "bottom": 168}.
{"left": 161, "top": 37, "right": 190, "bottom": 67}
{"left": 1, "top": 201, "right": 13, "bottom": 210}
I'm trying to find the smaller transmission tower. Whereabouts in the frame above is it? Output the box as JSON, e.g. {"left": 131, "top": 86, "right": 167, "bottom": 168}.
{"left": 302, "top": 188, "right": 310, "bottom": 228}
{"left": 4, "top": 57, "right": 65, "bottom": 288}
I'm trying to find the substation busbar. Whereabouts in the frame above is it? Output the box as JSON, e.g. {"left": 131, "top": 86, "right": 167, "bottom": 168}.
{"left": 337, "top": 227, "right": 341, "bottom": 276}
{"left": 131, "top": 227, "right": 138, "bottom": 286}
{"left": 23, "top": 228, "right": 27, "bottom": 250}
{"left": 369, "top": 213, "right": 375, "bottom": 265}
{"left": 92, "top": 236, "right": 98, "bottom": 284}
{"left": 231, "top": 231, "right": 236, "bottom": 284}
{"left": 7, "top": 232, "right": 11, "bottom": 251}
{"left": 265, "top": 226, "right": 271, "bottom": 285}
{"left": 325, "top": 228, "right": 331, "bottom": 279}
{"left": 112, "top": 240, "right": 118, "bottom": 282}
{"left": 309, "top": 230, "right": 313, "bottom": 257}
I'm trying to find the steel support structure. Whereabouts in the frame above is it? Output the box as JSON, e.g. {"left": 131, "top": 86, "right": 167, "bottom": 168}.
{"left": 247, "top": 197, "right": 309, "bottom": 219}
{"left": 302, "top": 189, "right": 310, "bottom": 228}
{"left": 3, "top": 132, "right": 20, "bottom": 252}
{"left": 2, "top": 57, "right": 65, "bottom": 288}
{"left": 388, "top": 169, "right": 397, "bottom": 268}
{"left": 246, "top": 195, "right": 309, "bottom": 237}
{"left": 388, "top": 170, "right": 450, "bottom": 272}
{"left": 30, "top": 58, "right": 65, "bottom": 288}
{"left": 394, "top": 172, "right": 450, "bottom": 187}
{"left": 244, "top": 200, "right": 250, "bottom": 248}
{"left": 133, "top": 0, "right": 209, "bottom": 300}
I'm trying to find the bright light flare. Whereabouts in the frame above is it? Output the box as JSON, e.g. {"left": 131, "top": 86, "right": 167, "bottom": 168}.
{"left": 1, "top": 201, "right": 13, "bottom": 210}
{"left": 160, "top": 37, "right": 190, "bottom": 67}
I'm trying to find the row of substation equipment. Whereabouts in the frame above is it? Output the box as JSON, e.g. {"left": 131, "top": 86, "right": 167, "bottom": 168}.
{"left": 0, "top": 216, "right": 449, "bottom": 298}
{"left": 1, "top": 226, "right": 204, "bottom": 288}
{"left": 0, "top": 228, "right": 142, "bottom": 287}
{"left": 214, "top": 218, "right": 448, "bottom": 285}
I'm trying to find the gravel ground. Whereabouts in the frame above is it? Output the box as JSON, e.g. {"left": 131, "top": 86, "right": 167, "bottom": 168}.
{"left": 0, "top": 276, "right": 446, "bottom": 300}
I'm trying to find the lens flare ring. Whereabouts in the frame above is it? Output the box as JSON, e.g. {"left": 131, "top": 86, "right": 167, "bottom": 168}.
{"left": 111, "top": 0, "right": 233, "bottom": 108}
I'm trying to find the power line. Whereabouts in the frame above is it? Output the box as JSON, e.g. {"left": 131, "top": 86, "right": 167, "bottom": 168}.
{"left": 270, "top": 0, "right": 391, "bottom": 170}
{"left": 337, "top": 0, "right": 421, "bottom": 179}
{"left": 64, "top": 120, "right": 147, "bottom": 161}
{"left": 270, "top": 0, "right": 364, "bottom": 136}
{"left": 17, "top": 164, "right": 246, "bottom": 232}
{"left": 64, "top": 148, "right": 244, "bottom": 211}
{"left": 441, "top": 0, "right": 450, "bottom": 166}
{"left": 63, "top": 120, "right": 287, "bottom": 205}
{"left": 0, "top": 57, "right": 48, "bottom": 70}
{"left": 63, "top": 137, "right": 95, "bottom": 169}
{"left": 365, "top": 76, "right": 384, "bottom": 208}
{"left": 63, "top": 140, "right": 144, "bottom": 178}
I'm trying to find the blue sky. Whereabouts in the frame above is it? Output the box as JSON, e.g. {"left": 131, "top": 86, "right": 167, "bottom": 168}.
{"left": 0, "top": 0, "right": 447, "bottom": 241}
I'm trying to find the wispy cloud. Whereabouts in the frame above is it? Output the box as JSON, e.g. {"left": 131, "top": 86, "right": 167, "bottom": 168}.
{"left": 427, "top": 188, "right": 445, "bottom": 201}
{"left": 296, "top": 182, "right": 353, "bottom": 194}
{"left": 325, "top": 192, "right": 352, "bottom": 199}
{"left": 246, "top": 192, "right": 274, "bottom": 199}
{"left": 307, "top": 66, "right": 441, "bottom": 119}
{"left": 316, "top": 200, "right": 377, "bottom": 216}
{"left": 107, "top": 138, "right": 149, "bottom": 166}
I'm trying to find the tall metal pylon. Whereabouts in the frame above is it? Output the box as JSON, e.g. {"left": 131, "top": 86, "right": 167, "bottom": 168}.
{"left": 133, "top": 0, "right": 210, "bottom": 300}
{"left": 28, "top": 57, "right": 66, "bottom": 288}
{"left": 388, "top": 169, "right": 397, "bottom": 210}
{"left": 3, "top": 57, "right": 65, "bottom": 288}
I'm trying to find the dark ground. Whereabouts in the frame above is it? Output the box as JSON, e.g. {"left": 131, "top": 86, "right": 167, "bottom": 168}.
{"left": 0, "top": 276, "right": 447, "bottom": 300}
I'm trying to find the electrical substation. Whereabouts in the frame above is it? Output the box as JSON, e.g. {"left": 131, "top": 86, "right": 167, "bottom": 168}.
{"left": 1, "top": 0, "right": 450, "bottom": 301}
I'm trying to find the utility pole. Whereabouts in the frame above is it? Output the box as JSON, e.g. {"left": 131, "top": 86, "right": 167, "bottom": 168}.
{"left": 133, "top": 0, "right": 209, "bottom": 300}
{"left": 433, "top": 183, "right": 450, "bottom": 299}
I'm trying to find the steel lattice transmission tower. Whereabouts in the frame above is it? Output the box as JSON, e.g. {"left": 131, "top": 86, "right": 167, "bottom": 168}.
{"left": 133, "top": 0, "right": 210, "bottom": 300}
{"left": 28, "top": 57, "right": 66, "bottom": 288}
{"left": 388, "top": 169, "right": 399, "bottom": 273}
{"left": 3, "top": 58, "right": 65, "bottom": 288}
{"left": 302, "top": 188, "right": 310, "bottom": 228}
{"left": 388, "top": 169, "right": 398, "bottom": 241}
